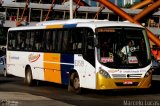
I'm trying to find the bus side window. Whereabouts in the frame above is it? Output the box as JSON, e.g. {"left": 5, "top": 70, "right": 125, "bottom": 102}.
{"left": 30, "top": 31, "right": 35, "bottom": 50}
{"left": 43, "top": 30, "right": 51, "bottom": 51}
{"left": 87, "top": 29, "right": 94, "bottom": 50}
{"left": 34, "top": 31, "right": 42, "bottom": 51}
{"left": 25, "top": 31, "right": 31, "bottom": 50}
{"left": 73, "top": 42, "right": 82, "bottom": 50}
{"left": 8, "top": 32, "right": 16, "bottom": 50}
{"left": 68, "top": 30, "right": 74, "bottom": 52}
{"left": 62, "top": 30, "right": 69, "bottom": 52}
{"left": 56, "top": 30, "right": 63, "bottom": 52}
{"left": 20, "top": 31, "right": 26, "bottom": 50}
{"left": 16, "top": 32, "right": 21, "bottom": 50}
{"left": 51, "top": 30, "right": 56, "bottom": 51}
{"left": 86, "top": 29, "right": 95, "bottom": 66}
{"left": 72, "top": 29, "right": 82, "bottom": 53}
{"left": 42, "top": 30, "right": 55, "bottom": 52}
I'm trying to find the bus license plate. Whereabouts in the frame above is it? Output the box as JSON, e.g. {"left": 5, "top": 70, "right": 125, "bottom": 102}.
{"left": 123, "top": 80, "right": 133, "bottom": 85}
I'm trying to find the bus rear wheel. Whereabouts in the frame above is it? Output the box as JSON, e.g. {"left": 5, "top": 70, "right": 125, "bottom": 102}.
{"left": 68, "top": 72, "right": 81, "bottom": 94}
{"left": 25, "top": 67, "right": 33, "bottom": 86}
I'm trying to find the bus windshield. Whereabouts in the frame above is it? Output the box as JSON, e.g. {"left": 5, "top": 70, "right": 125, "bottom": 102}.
{"left": 96, "top": 27, "right": 151, "bottom": 69}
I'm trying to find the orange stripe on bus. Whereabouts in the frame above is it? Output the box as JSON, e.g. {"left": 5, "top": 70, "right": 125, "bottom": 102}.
{"left": 44, "top": 53, "right": 61, "bottom": 83}
{"left": 46, "top": 24, "right": 63, "bottom": 29}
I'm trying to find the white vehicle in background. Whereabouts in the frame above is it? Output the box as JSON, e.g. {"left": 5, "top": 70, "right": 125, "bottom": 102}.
{"left": 0, "top": 50, "right": 6, "bottom": 77}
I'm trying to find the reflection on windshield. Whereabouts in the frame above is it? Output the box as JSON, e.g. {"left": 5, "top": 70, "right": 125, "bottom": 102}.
{"left": 96, "top": 27, "right": 150, "bottom": 69}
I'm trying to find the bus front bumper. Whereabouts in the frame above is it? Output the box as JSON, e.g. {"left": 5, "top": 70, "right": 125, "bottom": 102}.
{"left": 96, "top": 73, "right": 152, "bottom": 90}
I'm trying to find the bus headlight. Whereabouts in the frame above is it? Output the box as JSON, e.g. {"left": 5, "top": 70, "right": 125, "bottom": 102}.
{"left": 99, "top": 68, "right": 111, "bottom": 78}
{"left": 144, "top": 69, "right": 153, "bottom": 77}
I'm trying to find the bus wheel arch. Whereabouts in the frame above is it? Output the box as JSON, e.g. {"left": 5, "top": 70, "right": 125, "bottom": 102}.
{"left": 68, "top": 70, "right": 81, "bottom": 94}
{"left": 24, "top": 65, "right": 33, "bottom": 86}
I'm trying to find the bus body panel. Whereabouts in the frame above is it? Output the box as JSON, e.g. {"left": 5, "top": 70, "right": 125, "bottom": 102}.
{"left": 96, "top": 62, "right": 152, "bottom": 78}
{"left": 8, "top": 51, "right": 26, "bottom": 78}
{"left": 7, "top": 50, "right": 97, "bottom": 89}
{"left": 7, "top": 51, "right": 44, "bottom": 80}
{"left": 44, "top": 53, "right": 61, "bottom": 83}
{"left": 96, "top": 73, "right": 152, "bottom": 89}
{"left": 60, "top": 54, "right": 74, "bottom": 84}
{"left": 74, "top": 55, "right": 96, "bottom": 89}
{"left": 95, "top": 61, "right": 152, "bottom": 89}
{"left": 29, "top": 52, "right": 44, "bottom": 80}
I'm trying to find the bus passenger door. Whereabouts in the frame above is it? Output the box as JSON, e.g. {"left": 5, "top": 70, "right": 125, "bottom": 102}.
{"left": 74, "top": 54, "right": 86, "bottom": 88}
{"left": 83, "top": 36, "right": 96, "bottom": 89}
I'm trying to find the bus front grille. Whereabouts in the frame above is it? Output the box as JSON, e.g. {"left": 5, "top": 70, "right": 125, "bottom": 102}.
{"left": 127, "top": 74, "right": 142, "bottom": 78}
{"left": 112, "top": 74, "right": 142, "bottom": 78}
{"left": 112, "top": 74, "right": 126, "bottom": 78}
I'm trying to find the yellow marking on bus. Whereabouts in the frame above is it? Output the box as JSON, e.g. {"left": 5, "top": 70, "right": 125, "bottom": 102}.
{"left": 46, "top": 24, "right": 63, "bottom": 29}
{"left": 96, "top": 73, "right": 151, "bottom": 89}
{"left": 44, "top": 53, "right": 61, "bottom": 83}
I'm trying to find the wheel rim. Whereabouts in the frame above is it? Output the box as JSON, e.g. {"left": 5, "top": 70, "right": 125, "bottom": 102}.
{"left": 27, "top": 72, "right": 31, "bottom": 83}
{"left": 4, "top": 69, "right": 6, "bottom": 77}
{"left": 73, "top": 77, "right": 80, "bottom": 89}
{"left": 4, "top": 71, "right": 6, "bottom": 77}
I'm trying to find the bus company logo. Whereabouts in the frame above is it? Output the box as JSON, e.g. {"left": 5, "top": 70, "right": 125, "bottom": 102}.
{"left": 28, "top": 54, "right": 40, "bottom": 63}
{"left": 9, "top": 55, "right": 19, "bottom": 60}
{"left": 108, "top": 70, "right": 119, "bottom": 73}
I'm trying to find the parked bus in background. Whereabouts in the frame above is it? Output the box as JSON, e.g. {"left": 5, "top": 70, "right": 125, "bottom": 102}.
{"left": 7, "top": 19, "right": 152, "bottom": 93}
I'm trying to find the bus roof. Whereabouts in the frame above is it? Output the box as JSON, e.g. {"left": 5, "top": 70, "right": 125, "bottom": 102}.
{"left": 8, "top": 19, "right": 143, "bottom": 31}
{"left": 36, "top": 19, "right": 98, "bottom": 26}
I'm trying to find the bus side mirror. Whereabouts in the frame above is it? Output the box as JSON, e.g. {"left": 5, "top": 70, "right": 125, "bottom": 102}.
{"left": 94, "top": 38, "right": 98, "bottom": 47}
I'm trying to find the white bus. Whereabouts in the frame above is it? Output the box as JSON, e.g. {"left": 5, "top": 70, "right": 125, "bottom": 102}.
{"left": 7, "top": 19, "right": 152, "bottom": 93}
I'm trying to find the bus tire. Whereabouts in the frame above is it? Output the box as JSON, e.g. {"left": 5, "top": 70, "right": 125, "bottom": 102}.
{"left": 25, "top": 67, "right": 33, "bottom": 86}
{"left": 68, "top": 72, "right": 81, "bottom": 94}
